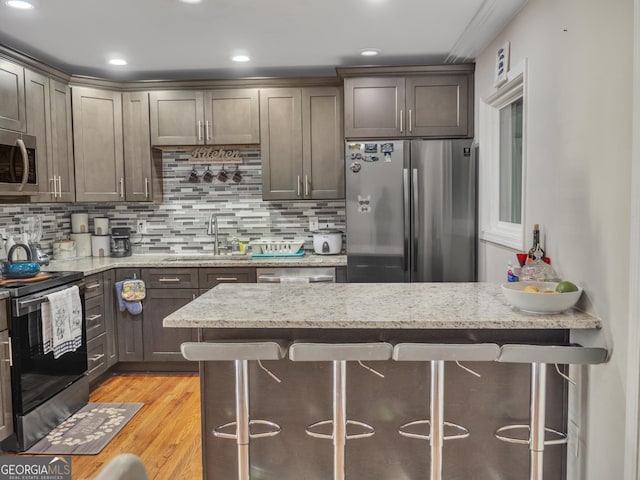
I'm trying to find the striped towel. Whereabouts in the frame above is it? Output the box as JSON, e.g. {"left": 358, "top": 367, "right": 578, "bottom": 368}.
{"left": 41, "top": 285, "right": 83, "bottom": 359}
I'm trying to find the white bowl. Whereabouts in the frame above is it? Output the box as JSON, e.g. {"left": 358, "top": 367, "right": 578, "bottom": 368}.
{"left": 501, "top": 281, "right": 583, "bottom": 314}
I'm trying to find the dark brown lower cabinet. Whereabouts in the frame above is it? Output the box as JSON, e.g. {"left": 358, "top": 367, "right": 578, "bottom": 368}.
{"left": 142, "top": 289, "right": 198, "bottom": 361}
{"left": 0, "top": 300, "right": 13, "bottom": 443}
{"left": 115, "top": 268, "right": 144, "bottom": 362}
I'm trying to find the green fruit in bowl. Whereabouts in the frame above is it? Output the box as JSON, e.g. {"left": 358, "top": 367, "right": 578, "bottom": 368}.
{"left": 556, "top": 281, "right": 579, "bottom": 293}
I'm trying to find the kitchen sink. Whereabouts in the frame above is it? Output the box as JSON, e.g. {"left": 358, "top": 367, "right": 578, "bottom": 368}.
{"left": 162, "top": 254, "right": 251, "bottom": 262}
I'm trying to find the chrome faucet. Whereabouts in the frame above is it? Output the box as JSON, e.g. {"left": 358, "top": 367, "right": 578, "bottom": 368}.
{"left": 207, "top": 214, "right": 219, "bottom": 255}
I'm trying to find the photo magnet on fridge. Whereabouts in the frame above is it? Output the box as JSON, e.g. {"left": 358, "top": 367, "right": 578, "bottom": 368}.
{"left": 358, "top": 195, "right": 371, "bottom": 213}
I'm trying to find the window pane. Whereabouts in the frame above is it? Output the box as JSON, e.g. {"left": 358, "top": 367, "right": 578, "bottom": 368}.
{"left": 498, "top": 97, "right": 523, "bottom": 224}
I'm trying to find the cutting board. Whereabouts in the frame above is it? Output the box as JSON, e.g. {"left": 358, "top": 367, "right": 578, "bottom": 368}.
{"left": 0, "top": 272, "right": 51, "bottom": 286}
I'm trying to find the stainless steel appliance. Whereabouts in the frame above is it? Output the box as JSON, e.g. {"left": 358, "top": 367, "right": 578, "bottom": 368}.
{"left": 110, "top": 227, "right": 132, "bottom": 257}
{"left": 0, "top": 130, "right": 38, "bottom": 195}
{"left": 0, "top": 271, "right": 88, "bottom": 451}
{"left": 346, "top": 139, "right": 477, "bottom": 282}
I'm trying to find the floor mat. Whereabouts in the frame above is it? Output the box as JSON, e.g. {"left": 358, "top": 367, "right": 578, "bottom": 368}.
{"left": 23, "top": 402, "right": 144, "bottom": 455}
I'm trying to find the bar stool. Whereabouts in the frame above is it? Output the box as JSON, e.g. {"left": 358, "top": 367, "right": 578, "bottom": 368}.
{"left": 393, "top": 343, "right": 500, "bottom": 480}
{"left": 288, "top": 342, "right": 393, "bottom": 480}
{"left": 494, "top": 344, "right": 608, "bottom": 480}
{"left": 181, "top": 340, "right": 287, "bottom": 480}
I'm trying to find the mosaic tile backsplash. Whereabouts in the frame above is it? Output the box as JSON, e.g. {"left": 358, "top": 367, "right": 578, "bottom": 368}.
{"left": 0, "top": 150, "right": 346, "bottom": 256}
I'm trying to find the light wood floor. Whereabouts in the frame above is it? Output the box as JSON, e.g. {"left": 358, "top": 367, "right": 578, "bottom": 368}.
{"left": 72, "top": 373, "right": 202, "bottom": 480}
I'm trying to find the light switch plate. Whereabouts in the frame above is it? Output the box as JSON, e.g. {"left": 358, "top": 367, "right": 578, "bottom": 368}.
{"left": 309, "top": 217, "right": 318, "bottom": 231}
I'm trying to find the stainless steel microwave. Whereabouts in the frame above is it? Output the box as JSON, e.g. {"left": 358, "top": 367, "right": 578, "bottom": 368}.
{"left": 0, "top": 130, "right": 38, "bottom": 195}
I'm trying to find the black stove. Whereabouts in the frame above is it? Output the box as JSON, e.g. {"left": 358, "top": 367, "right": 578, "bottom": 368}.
{"left": 0, "top": 271, "right": 83, "bottom": 297}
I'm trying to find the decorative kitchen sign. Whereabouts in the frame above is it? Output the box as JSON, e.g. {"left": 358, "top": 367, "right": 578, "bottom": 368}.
{"left": 494, "top": 41, "right": 510, "bottom": 88}
{"left": 189, "top": 147, "right": 242, "bottom": 164}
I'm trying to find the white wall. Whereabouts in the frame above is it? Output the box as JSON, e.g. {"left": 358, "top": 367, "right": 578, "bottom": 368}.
{"left": 475, "top": 0, "right": 634, "bottom": 477}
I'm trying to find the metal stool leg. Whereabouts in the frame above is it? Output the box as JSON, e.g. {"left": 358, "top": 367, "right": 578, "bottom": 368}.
{"left": 333, "top": 360, "right": 346, "bottom": 480}
{"left": 530, "top": 362, "right": 546, "bottom": 480}
{"left": 235, "top": 359, "right": 250, "bottom": 480}
{"left": 431, "top": 360, "right": 444, "bottom": 480}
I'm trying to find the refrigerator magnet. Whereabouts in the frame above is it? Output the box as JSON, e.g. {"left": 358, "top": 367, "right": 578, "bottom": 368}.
{"left": 357, "top": 195, "right": 371, "bottom": 213}
{"left": 364, "top": 156, "right": 379, "bottom": 162}
{"left": 384, "top": 152, "right": 392, "bottom": 162}
{"left": 381, "top": 143, "right": 394, "bottom": 153}
{"left": 365, "top": 144, "right": 378, "bottom": 153}
{"left": 348, "top": 143, "right": 362, "bottom": 150}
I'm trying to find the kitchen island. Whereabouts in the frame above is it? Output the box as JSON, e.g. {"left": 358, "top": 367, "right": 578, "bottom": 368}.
{"left": 164, "top": 283, "right": 603, "bottom": 480}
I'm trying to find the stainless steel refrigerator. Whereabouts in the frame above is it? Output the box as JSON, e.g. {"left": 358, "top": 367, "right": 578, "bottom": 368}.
{"left": 346, "top": 139, "right": 477, "bottom": 282}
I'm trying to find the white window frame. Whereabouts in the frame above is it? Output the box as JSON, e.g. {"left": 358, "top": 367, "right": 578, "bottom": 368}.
{"left": 479, "top": 59, "right": 528, "bottom": 250}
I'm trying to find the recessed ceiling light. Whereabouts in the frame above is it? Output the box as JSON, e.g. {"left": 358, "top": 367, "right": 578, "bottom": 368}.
{"left": 232, "top": 55, "right": 250, "bottom": 63}
{"left": 178, "top": 0, "right": 202, "bottom": 3}
{"left": 360, "top": 48, "right": 382, "bottom": 57}
{"left": 108, "top": 59, "right": 128, "bottom": 66}
{"left": 6, "top": 0, "right": 35, "bottom": 9}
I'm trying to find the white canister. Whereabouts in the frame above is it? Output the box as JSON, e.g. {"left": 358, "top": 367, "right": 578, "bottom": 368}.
{"left": 71, "top": 213, "right": 89, "bottom": 233}
{"left": 91, "top": 235, "right": 111, "bottom": 257}
{"left": 94, "top": 217, "right": 109, "bottom": 235}
{"left": 52, "top": 239, "right": 77, "bottom": 260}
{"left": 70, "top": 232, "right": 92, "bottom": 257}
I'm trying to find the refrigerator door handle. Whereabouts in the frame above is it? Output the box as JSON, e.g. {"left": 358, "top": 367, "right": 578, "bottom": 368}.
{"left": 412, "top": 168, "right": 419, "bottom": 273}
{"left": 403, "top": 168, "right": 410, "bottom": 274}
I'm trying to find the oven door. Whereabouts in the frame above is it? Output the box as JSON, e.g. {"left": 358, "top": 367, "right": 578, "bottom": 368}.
{"left": 0, "top": 130, "right": 38, "bottom": 195}
{"left": 9, "top": 283, "right": 87, "bottom": 416}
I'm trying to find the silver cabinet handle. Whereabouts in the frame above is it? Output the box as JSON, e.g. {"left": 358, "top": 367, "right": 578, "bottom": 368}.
{"left": 257, "top": 275, "right": 333, "bottom": 283}
{"left": 144, "top": 177, "right": 149, "bottom": 199}
{"left": 89, "top": 353, "right": 105, "bottom": 362}
{"left": 158, "top": 277, "right": 181, "bottom": 283}
{"left": 192, "top": 293, "right": 197, "bottom": 300}
{"left": 297, "top": 176, "right": 302, "bottom": 197}
{"left": 399, "top": 109, "right": 404, "bottom": 133}
{"left": 87, "top": 314, "right": 102, "bottom": 322}
{"left": 409, "top": 109, "right": 413, "bottom": 133}
{"left": 205, "top": 120, "right": 211, "bottom": 142}
{"left": 56, "top": 176, "right": 62, "bottom": 198}
{"left": 198, "top": 120, "right": 203, "bottom": 141}
{"left": 15, "top": 138, "right": 29, "bottom": 192}
{"left": 3, "top": 340, "right": 12, "bottom": 367}
{"left": 86, "top": 282, "right": 102, "bottom": 290}
{"left": 49, "top": 177, "right": 56, "bottom": 197}
{"left": 120, "top": 178, "right": 125, "bottom": 198}
{"left": 215, "top": 277, "right": 238, "bottom": 281}
{"left": 305, "top": 175, "right": 310, "bottom": 197}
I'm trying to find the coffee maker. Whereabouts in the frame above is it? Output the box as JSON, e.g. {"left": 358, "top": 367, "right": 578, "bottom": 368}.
{"left": 110, "top": 227, "right": 132, "bottom": 257}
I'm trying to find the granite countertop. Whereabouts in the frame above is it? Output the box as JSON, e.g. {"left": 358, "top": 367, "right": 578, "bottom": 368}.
{"left": 163, "top": 282, "right": 602, "bottom": 330}
{"left": 42, "top": 252, "right": 346, "bottom": 275}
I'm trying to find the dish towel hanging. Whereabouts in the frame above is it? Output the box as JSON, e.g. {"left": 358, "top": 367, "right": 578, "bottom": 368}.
{"left": 41, "top": 285, "right": 83, "bottom": 359}
{"left": 115, "top": 279, "right": 146, "bottom": 315}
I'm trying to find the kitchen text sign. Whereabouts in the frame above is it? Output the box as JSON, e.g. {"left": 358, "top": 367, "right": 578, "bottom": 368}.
{"left": 189, "top": 147, "right": 242, "bottom": 163}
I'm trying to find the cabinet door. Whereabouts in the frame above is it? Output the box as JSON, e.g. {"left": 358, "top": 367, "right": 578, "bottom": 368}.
{"left": 115, "top": 268, "right": 143, "bottom": 362}
{"left": 49, "top": 80, "right": 75, "bottom": 202}
{"left": 72, "top": 87, "right": 125, "bottom": 202}
{"left": 0, "top": 58, "right": 25, "bottom": 132}
{"left": 0, "top": 329, "right": 12, "bottom": 443}
{"left": 302, "top": 87, "right": 344, "bottom": 199}
{"left": 123, "top": 92, "right": 153, "bottom": 201}
{"left": 204, "top": 89, "right": 260, "bottom": 144}
{"left": 25, "top": 69, "right": 53, "bottom": 201}
{"left": 260, "top": 88, "right": 303, "bottom": 200}
{"left": 102, "top": 269, "right": 118, "bottom": 367}
{"left": 344, "top": 77, "right": 405, "bottom": 138}
{"left": 143, "top": 289, "right": 198, "bottom": 362}
{"left": 149, "top": 91, "right": 204, "bottom": 145}
{"left": 406, "top": 75, "right": 471, "bottom": 137}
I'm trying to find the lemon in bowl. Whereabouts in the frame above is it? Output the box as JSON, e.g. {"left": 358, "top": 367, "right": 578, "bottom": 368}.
{"left": 501, "top": 281, "right": 583, "bottom": 314}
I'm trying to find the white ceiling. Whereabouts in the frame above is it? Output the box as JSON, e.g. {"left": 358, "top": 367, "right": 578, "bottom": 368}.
{"left": 0, "top": 0, "right": 527, "bottom": 81}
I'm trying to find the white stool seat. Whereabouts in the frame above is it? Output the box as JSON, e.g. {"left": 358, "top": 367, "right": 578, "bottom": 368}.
{"left": 495, "top": 343, "right": 608, "bottom": 480}
{"left": 393, "top": 343, "right": 499, "bottom": 480}
{"left": 181, "top": 340, "right": 287, "bottom": 480}
{"left": 289, "top": 341, "right": 392, "bottom": 480}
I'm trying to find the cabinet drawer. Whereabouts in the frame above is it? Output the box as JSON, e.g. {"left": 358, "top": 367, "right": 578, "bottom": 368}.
{"left": 85, "top": 295, "right": 106, "bottom": 341}
{"left": 84, "top": 273, "right": 104, "bottom": 300}
{"left": 87, "top": 333, "right": 108, "bottom": 383}
{"left": 199, "top": 268, "right": 256, "bottom": 289}
{"left": 142, "top": 268, "right": 198, "bottom": 289}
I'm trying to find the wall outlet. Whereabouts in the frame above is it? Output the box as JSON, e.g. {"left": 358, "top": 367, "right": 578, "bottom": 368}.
{"left": 309, "top": 217, "right": 319, "bottom": 231}
{"left": 136, "top": 220, "right": 148, "bottom": 235}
